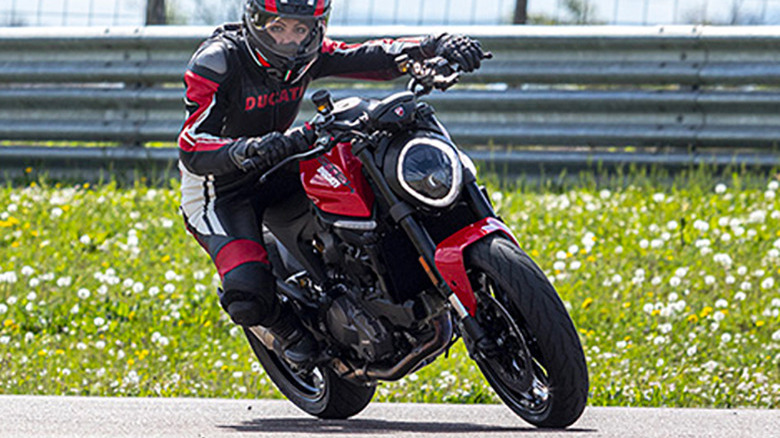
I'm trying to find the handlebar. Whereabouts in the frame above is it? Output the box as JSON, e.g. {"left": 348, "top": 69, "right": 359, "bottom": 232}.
{"left": 258, "top": 119, "right": 365, "bottom": 184}
{"left": 258, "top": 51, "right": 492, "bottom": 182}
{"left": 397, "top": 52, "right": 493, "bottom": 96}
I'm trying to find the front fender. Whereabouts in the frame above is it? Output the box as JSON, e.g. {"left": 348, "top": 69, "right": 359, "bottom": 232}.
{"left": 433, "top": 217, "right": 519, "bottom": 316}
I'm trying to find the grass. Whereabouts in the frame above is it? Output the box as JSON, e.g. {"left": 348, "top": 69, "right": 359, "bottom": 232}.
{"left": 0, "top": 168, "right": 779, "bottom": 408}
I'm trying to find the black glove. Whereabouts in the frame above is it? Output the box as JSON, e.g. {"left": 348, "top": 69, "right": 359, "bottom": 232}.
{"left": 422, "top": 33, "right": 487, "bottom": 73}
{"left": 229, "top": 129, "right": 311, "bottom": 173}
{"left": 286, "top": 123, "right": 317, "bottom": 150}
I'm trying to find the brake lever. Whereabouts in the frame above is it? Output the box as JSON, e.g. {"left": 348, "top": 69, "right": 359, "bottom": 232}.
{"left": 258, "top": 143, "right": 329, "bottom": 184}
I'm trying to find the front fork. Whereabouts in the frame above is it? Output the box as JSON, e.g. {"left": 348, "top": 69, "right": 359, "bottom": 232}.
{"left": 354, "top": 141, "right": 514, "bottom": 350}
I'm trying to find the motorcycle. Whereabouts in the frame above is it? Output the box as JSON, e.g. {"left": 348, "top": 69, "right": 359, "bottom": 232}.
{"left": 243, "top": 54, "right": 589, "bottom": 428}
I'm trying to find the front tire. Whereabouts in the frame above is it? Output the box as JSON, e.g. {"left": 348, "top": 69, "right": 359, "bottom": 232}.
{"left": 465, "top": 234, "right": 588, "bottom": 428}
{"left": 244, "top": 329, "right": 376, "bottom": 419}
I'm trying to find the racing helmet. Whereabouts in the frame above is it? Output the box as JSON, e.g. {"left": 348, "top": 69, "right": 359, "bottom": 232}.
{"left": 243, "top": 0, "right": 331, "bottom": 82}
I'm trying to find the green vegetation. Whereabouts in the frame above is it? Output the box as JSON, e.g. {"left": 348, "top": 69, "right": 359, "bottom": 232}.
{"left": 0, "top": 169, "right": 779, "bottom": 408}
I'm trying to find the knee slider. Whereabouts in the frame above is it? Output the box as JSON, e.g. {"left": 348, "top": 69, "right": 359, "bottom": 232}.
{"left": 218, "top": 287, "right": 280, "bottom": 327}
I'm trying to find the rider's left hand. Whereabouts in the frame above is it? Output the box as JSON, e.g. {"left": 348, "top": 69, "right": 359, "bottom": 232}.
{"left": 423, "top": 34, "right": 487, "bottom": 73}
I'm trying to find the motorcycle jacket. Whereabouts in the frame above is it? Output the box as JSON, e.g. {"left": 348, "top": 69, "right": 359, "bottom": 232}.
{"left": 178, "top": 23, "right": 432, "bottom": 235}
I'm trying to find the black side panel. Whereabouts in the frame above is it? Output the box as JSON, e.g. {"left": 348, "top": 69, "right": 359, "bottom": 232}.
{"left": 375, "top": 225, "right": 431, "bottom": 303}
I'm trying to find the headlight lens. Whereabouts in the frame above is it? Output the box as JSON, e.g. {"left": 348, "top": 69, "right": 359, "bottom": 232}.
{"left": 397, "top": 138, "right": 462, "bottom": 207}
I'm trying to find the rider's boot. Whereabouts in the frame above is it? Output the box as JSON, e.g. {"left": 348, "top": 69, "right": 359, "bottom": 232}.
{"left": 266, "top": 304, "right": 319, "bottom": 366}
{"left": 218, "top": 288, "right": 317, "bottom": 365}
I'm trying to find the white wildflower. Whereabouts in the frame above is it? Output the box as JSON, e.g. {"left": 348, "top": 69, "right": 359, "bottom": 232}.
{"left": 713, "top": 253, "right": 732, "bottom": 267}
{"left": 77, "top": 288, "right": 90, "bottom": 300}
{"left": 749, "top": 210, "right": 767, "bottom": 224}
{"left": 715, "top": 183, "right": 727, "bottom": 194}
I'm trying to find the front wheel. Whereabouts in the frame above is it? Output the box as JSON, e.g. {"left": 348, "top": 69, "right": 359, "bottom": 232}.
{"left": 244, "top": 328, "right": 376, "bottom": 419}
{"left": 465, "top": 234, "right": 588, "bottom": 428}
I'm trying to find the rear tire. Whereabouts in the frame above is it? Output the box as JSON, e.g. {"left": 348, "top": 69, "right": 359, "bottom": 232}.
{"left": 466, "top": 234, "right": 588, "bottom": 428}
{"left": 244, "top": 329, "right": 376, "bottom": 419}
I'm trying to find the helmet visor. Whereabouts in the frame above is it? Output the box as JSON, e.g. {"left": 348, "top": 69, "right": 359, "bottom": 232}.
{"left": 246, "top": 10, "right": 323, "bottom": 62}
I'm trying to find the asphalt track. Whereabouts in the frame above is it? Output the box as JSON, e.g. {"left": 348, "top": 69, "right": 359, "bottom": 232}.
{"left": 0, "top": 396, "right": 778, "bottom": 438}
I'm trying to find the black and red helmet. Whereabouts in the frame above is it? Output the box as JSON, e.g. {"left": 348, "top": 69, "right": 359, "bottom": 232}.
{"left": 243, "top": 0, "right": 331, "bottom": 82}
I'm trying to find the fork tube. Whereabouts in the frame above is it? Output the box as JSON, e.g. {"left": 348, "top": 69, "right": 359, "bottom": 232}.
{"left": 353, "top": 144, "right": 447, "bottom": 293}
{"left": 353, "top": 143, "right": 490, "bottom": 345}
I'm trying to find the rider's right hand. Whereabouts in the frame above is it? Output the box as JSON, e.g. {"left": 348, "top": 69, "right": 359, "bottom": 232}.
{"left": 229, "top": 131, "right": 307, "bottom": 173}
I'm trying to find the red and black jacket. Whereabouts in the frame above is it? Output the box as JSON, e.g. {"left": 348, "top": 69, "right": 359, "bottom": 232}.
{"left": 178, "top": 23, "right": 430, "bottom": 180}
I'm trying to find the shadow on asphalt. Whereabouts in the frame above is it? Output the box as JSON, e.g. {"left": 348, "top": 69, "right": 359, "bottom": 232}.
{"left": 219, "top": 418, "right": 596, "bottom": 434}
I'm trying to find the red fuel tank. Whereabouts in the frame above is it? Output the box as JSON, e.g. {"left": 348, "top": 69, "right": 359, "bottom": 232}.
{"left": 299, "top": 142, "right": 375, "bottom": 218}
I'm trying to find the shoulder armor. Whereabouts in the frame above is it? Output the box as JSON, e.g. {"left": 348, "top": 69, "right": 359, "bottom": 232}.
{"left": 191, "top": 40, "right": 230, "bottom": 76}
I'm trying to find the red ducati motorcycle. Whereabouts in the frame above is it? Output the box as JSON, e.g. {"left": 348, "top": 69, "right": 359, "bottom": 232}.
{"left": 244, "top": 55, "right": 588, "bottom": 428}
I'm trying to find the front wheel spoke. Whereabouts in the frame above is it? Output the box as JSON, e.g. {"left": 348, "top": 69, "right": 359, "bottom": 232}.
{"left": 473, "top": 276, "right": 552, "bottom": 414}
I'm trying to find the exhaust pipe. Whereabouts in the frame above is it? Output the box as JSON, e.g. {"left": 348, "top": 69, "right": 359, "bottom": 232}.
{"left": 344, "top": 314, "right": 453, "bottom": 382}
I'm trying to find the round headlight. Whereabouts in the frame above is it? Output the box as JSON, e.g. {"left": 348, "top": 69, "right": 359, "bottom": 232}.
{"left": 397, "top": 138, "right": 462, "bottom": 208}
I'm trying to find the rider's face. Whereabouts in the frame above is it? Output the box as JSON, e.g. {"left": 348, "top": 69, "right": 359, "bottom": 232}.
{"left": 265, "top": 17, "right": 312, "bottom": 46}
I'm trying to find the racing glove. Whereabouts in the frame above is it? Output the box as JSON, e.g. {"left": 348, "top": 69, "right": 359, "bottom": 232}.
{"left": 421, "top": 33, "right": 487, "bottom": 73}
{"left": 229, "top": 124, "right": 315, "bottom": 173}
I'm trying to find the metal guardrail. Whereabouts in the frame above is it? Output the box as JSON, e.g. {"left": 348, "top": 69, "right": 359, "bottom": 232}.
{"left": 1, "top": 25, "right": 780, "bottom": 180}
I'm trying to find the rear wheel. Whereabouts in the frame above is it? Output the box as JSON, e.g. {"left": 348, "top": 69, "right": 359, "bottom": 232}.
{"left": 465, "top": 234, "right": 588, "bottom": 428}
{"left": 244, "top": 329, "right": 376, "bottom": 419}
